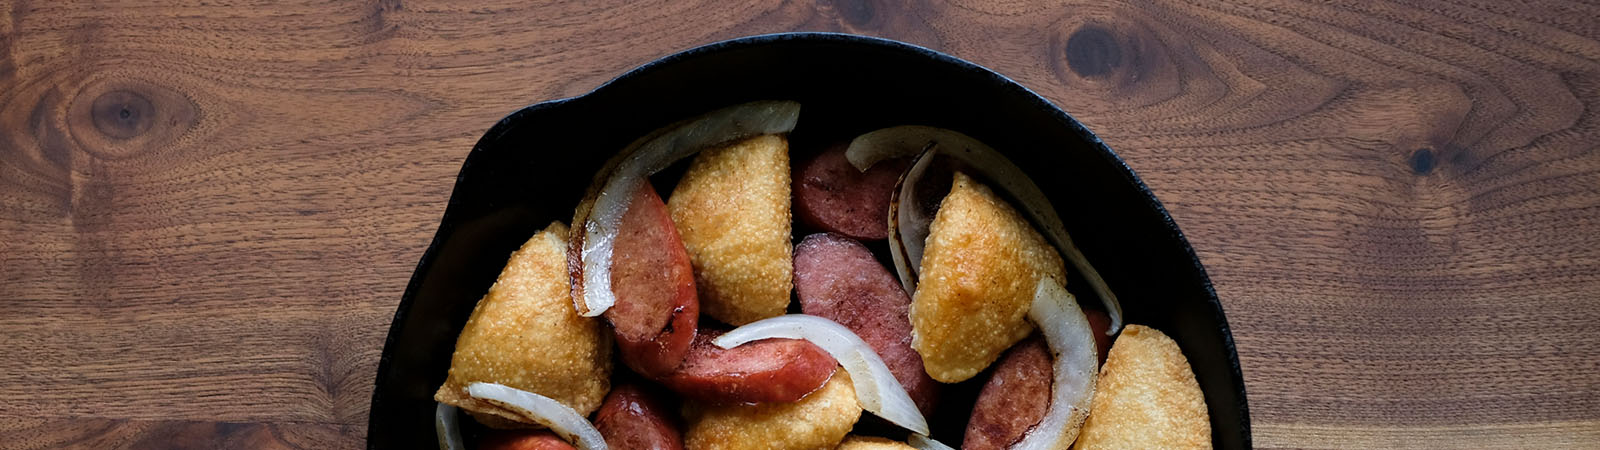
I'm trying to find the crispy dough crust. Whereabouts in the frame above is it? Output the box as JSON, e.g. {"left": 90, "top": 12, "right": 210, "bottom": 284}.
{"left": 684, "top": 369, "right": 862, "bottom": 450}
{"left": 910, "top": 172, "right": 1067, "bottom": 382}
{"left": 836, "top": 436, "right": 915, "bottom": 450}
{"left": 435, "top": 222, "right": 613, "bottom": 428}
{"left": 668, "top": 134, "right": 794, "bottom": 326}
{"left": 1072, "top": 325, "right": 1211, "bottom": 450}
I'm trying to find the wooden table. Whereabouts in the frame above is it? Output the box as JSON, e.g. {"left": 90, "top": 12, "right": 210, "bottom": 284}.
{"left": 3, "top": 1, "right": 1597, "bottom": 448}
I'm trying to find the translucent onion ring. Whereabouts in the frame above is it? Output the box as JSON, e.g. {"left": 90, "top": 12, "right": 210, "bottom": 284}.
{"left": 435, "top": 402, "right": 464, "bottom": 450}
{"left": 1011, "top": 278, "right": 1099, "bottom": 450}
{"left": 465, "top": 382, "right": 608, "bottom": 450}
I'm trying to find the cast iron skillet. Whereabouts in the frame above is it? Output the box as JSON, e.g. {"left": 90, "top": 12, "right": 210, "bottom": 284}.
{"left": 368, "top": 32, "right": 1249, "bottom": 449}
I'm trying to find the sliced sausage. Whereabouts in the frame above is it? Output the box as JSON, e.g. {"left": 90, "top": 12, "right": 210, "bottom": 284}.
{"left": 659, "top": 329, "right": 837, "bottom": 404}
{"left": 479, "top": 430, "right": 576, "bottom": 450}
{"left": 962, "top": 335, "right": 1052, "bottom": 450}
{"left": 1085, "top": 308, "right": 1112, "bottom": 365}
{"left": 793, "top": 143, "right": 909, "bottom": 240}
{"left": 792, "top": 232, "right": 939, "bottom": 413}
{"left": 595, "top": 383, "right": 685, "bottom": 450}
{"left": 607, "top": 182, "right": 699, "bottom": 377}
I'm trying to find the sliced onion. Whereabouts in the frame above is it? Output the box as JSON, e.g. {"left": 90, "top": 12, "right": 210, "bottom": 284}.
{"left": 465, "top": 382, "right": 608, "bottom": 450}
{"left": 712, "top": 314, "right": 929, "bottom": 436}
{"left": 1012, "top": 278, "right": 1099, "bottom": 450}
{"left": 573, "top": 100, "right": 801, "bottom": 316}
{"left": 849, "top": 125, "right": 1124, "bottom": 335}
{"left": 435, "top": 402, "right": 464, "bottom": 450}
{"left": 907, "top": 434, "right": 956, "bottom": 450}
{"left": 845, "top": 125, "right": 949, "bottom": 172}
{"left": 885, "top": 148, "right": 936, "bottom": 293}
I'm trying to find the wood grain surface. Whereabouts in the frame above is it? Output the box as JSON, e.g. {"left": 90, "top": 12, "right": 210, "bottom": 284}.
{"left": 2, "top": 0, "right": 1597, "bottom": 448}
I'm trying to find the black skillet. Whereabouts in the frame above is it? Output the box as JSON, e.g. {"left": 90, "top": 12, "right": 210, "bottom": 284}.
{"left": 368, "top": 32, "right": 1250, "bottom": 449}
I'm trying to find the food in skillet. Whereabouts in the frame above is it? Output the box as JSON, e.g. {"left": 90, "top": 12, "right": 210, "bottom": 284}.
{"left": 432, "top": 101, "right": 1211, "bottom": 450}
{"left": 594, "top": 383, "right": 683, "bottom": 450}
{"left": 434, "top": 222, "right": 611, "bottom": 429}
{"left": 909, "top": 171, "right": 1067, "bottom": 383}
{"left": 838, "top": 436, "right": 916, "bottom": 450}
{"left": 1073, "top": 326, "right": 1211, "bottom": 450}
{"left": 795, "top": 232, "right": 939, "bottom": 413}
{"left": 668, "top": 134, "right": 795, "bottom": 326}
{"left": 602, "top": 180, "right": 699, "bottom": 378}
{"left": 683, "top": 369, "right": 862, "bottom": 450}
{"left": 793, "top": 143, "right": 908, "bottom": 241}
{"left": 480, "top": 430, "right": 578, "bottom": 450}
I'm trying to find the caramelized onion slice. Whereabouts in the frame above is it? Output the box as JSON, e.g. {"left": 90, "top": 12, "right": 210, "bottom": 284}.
{"left": 574, "top": 101, "right": 801, "bottom": 316}
{"left": 465, "top": 382, "right": 608, "bottom": 450}
{"left": 435, "top": 402, "right": 464, "bottom": 450}
{"left": 1012, "top": 279, "right": 1099, "bottom": 450}
{"left": 851, "top": 125, "right": 1123, "bottom": 335}
{"left": 713, "top": 314, "right": 930, "bottom": 436}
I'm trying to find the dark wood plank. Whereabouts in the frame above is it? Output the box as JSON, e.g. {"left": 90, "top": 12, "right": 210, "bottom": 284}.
{"left": 0, "top": 418, "right": 360, "bottom": 449}
{"left": 2, "top": 0, "right": 1598, "bottom": 448}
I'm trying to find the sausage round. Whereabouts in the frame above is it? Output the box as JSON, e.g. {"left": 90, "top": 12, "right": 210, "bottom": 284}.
{"left": 1085, "top": 308, "right": 1112, "bottom": 365}
{"left": 595, "top": 383, "right": 685, "bottom": 450}
{"left": 659, "top": 329, "right": 838, "bottom": 404}
{"left": 479, "top": 430, "right": 576, "bottom": 450}
{"left": 793, "top": 232, "right": 939, "bottom": 413}
{"left": 607, "top": 182, "right": 699, "bottom": 377}
{"left": 961, "top": 335, "right": 1052, "bottom": 450}
{"left": 793, "top": 143, "right": 909, "bottom": 241}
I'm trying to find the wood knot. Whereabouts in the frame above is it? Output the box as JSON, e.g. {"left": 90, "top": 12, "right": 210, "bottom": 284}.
{"left": 1049, "top": 18, "right": 1163, "bottom": 94}
{"left": 90, "top": 90, "right": 155, "bottom": 140}
{"left": 1410, "top": 148, "right": 1436, "bottom": 175}
{"left": 1065, "top": 27, "right": 1121, "bottom": 78}
{"left": 830, "top": 0, "right": 876, "bottom": 29}
{"left": 68, "top": 78, "right": 199, "bottom": 160}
